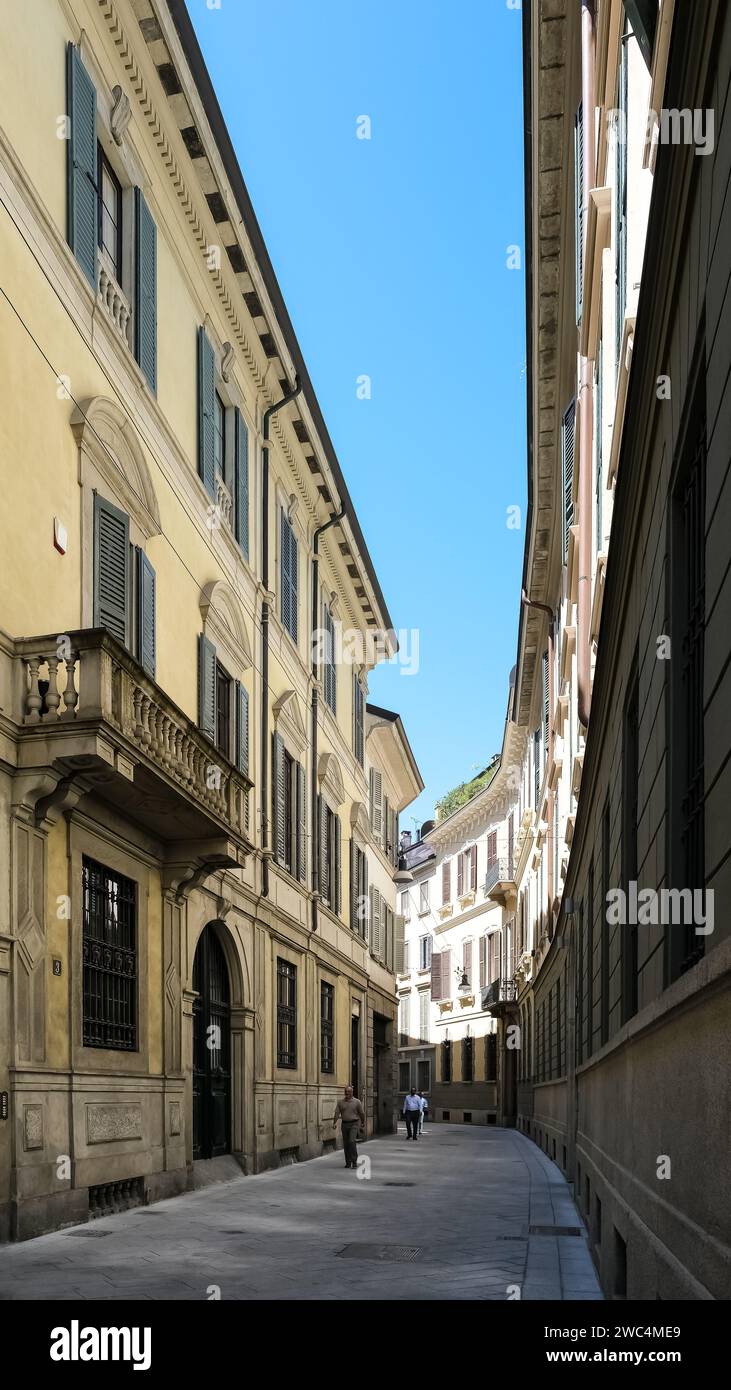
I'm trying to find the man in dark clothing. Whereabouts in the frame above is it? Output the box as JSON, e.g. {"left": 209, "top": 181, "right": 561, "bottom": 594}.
{"left": 333, "top": 1085, "right": 365, "bottom": 1168}
{"left": 403, "top": 1087, "right": 422, "bottom": 1140}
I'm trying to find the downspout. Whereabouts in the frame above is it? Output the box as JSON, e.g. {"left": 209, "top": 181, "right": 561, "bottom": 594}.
{"left": 310, "top": 503, "right": 346, "bottom": 932}
{"left": 521, "top": 591, "right": 555, "bottom": 926}
{"left": 260, "top": 375, "right": 301, "bottom": 898}
{"left": 578, "top": 0, "right": 597, "bottom": 730}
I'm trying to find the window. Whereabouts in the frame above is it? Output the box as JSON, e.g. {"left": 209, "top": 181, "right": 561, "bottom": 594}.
{"left": 402, "top": 940, "right": 410, "bottom": 973}
{"left": 419, "top": 935, "right": 432, "bottom": 971}
{"left": 462, "top": 1036, "right": 474, "bottom": 1082}
{"left": 214, "top": 391, "right": 226, "bottom": 477}
{"left": 369, "top": 768, "right": 382, "bottom": 839}
{"left": 399, "top": 1061, "right": 411, "bottom": 1091}
{"left": 586, "top": 856, "right": 594, "bottom": 1057}
{"left": 350, "top": 841, "right": 368, "bottom": 936}
{"left": 616, "top": 17, "right": 629, "bottom": 375}
{"left": 622, "top": 656, "right": 639, "bottom": 1021}
{"left": 430, "top": 948, "right": 451, "bottom": 1001}
{"left": 320, "top": 980, "right": 334, "bottom": 1074}
{"left": 276, "top": 959, "right": 297, "bottom": 1068}
{"left": 441, "top": 1039, "right": 452, "bottom": 1083}
{"left": 485, "top": 1032, "right": 497, "bottom": 1081}
{"left": 534, "top": 729, "right": 541, "bottom": 807}
{"left": 419, "top": 880, "right": 430, "bottom": 915}
{"left": 562, "top": 399, "right": 576, "bottom": 563}
{"left": 353, "top": 675, "right": 365, "bottom": 766}
{"left": 400, "top": 890, "right": 411, "bottom": 922}
{"left": 82, "top": 857, "right": 137, "bottom": 1050}
{"left": 319, "top": 798, "right": 341, "bottom": 914}
{"left": 398, "top": 994, "right": 410, "bottom": 1046}
{"left": 458, "top": 847, "right": 478, "bottom": 896}
{"left": 441, "top": 861, "right": 451, "bottom": 905}
{"left": 215, "top": 660, "right": 232, "bottom": 760}
{"left": 93, "top": 495, "right": 156, "bottom": 676}
{"left": 418, "top": 990, "right": 429, "bottom": 1042}
{"left": 574, "top": 102, "right": 584, "bottom": 324}
{"left": 487, "top": 832, "right": 497, "bottom": 869}
{"left": 601, "top": 801, "right": 610, "bottom": 1046}
{"left": 595, "top": 338, "right": 604, "bottom": 552}
{"left": 417, "top": 1060, "right": 430, "bottom": 1092}
{"left": 322, "top": 598, "right": 337, "bottom": 714}
{"left": 280, "top": 509, "right": 298, "bottom": 642}
{"left": 98, "top": 147, "right": 122, "bottom": 280}
{"left": 273, "top": 734, "right": 307, "bottom": 882}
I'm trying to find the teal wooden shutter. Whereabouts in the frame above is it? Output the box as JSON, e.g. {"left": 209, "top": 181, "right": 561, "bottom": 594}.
{"left": 94, "top": 494, "right": 129, "bottom": 647}
{"left": 135, "top": 189, "right": 157, "bottom": 392}
{"left": 296, "top": 761, "right": 307, "bottom": 883}
{"left": 561, "top": 399, "right": 576, "bottom": 562}
{"left": 334, "top": 814, "right": 341, "bottom": 915}
{"left": 198, "top": 633, "right": 216, "bottom": 739}
{"left": 234, "top": 408, "right": 249, "bottom": 560}
{"left": 280, "top": 511, "right": 291, "bottom": 635}
{"left": 272, "top": 732, "right": 286, "bottom": 864}
{"left": 288, "top": 522, "right": 298, "bottom": 642}
{"left": 67, "top": 44, "right": 97, "bottom": 287}
{"left": 318, "top": 794, "right": 328, "bottom": 901}
{"left": 236, "top": 681, "right": 249, "bottom": 774}
{"left": 350, "top": 839, "right": 358, "bottom": 930}
{"left": 197, "top": 328, "right": 216, "bottom": 499}
{"left": 574, "top": 103, "right": 584, "bottom": 326}
{"left": 136, "top": 547, "right": 156, "bottom": 678}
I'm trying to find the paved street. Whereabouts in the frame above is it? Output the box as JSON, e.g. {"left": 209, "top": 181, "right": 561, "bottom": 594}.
{"left": 0, "top": 1125, "right": 602, "bottom": 1300}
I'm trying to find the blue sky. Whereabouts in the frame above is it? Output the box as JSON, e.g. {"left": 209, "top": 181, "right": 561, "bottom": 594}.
{"left": 190, "top": 0, "right": 526, "bottom": 829}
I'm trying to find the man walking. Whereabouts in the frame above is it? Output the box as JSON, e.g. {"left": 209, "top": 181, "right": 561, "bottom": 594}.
{"left": 403, "top": 1087, "right": 421, "bottom": 1141}
{"left": 418, "top": 1090, "right": 428, "bottom": 1135}
{"left": 333, "top": 1084, "right": 365, "bottom": 1169}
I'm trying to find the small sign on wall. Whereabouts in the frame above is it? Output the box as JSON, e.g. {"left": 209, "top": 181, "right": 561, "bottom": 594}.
{"left": 52, "top": 958, "right": 62, "bottom": 976}
{"left": 0, "top": 1093, "right": 8, "bottom": 1120}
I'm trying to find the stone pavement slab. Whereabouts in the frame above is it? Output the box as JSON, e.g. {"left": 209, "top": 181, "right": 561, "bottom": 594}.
{"left": 0, "top": 1125, "right": 603, "bottom": 1301}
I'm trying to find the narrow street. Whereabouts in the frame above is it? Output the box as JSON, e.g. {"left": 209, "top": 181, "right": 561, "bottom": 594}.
{"left": 0, "top": 1126, "right": 601, "bottom": 1301}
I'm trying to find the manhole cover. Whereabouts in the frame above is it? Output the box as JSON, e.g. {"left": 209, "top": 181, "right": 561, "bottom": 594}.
{"left": 66, "top": 1229, "right": 115, "bottom": 1238}
{"left": 529, "top": 1225, "right": 582, "bottom": 1237}
{"left": 337, "top": 1243, "right": 422, "bottom": 1263}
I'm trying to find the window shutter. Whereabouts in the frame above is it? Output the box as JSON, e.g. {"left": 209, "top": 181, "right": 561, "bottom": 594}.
{"left": 395, "top": 913, "right": 405, "bottom": 974}
{"left": 479, "top": 935, "right": 487, "bottom": 989}
{"left": 442, "top": 861, "right": 450, "bottom": 905}
{"left": 487, "top": 831, "right": 497, "bottom": 867}
{"left": 374, "top": 889, "right": 382, "bottom": 958}
{"left": 334, "top": 814, "right": 341, "bottom": 915}
{"left": 236, "top": 682, "right": 249, "bottom": 775}
{"left": 319, "top": 794, "right": 329, "bottom": 901}
{"left": 457, "top": 853, "right": 464, "bottom": 896}
{"left": 574, "top": 102, "right": 584, "bottom": 325}
{"left": 361, "top": 852, "right": 369, "bottom": 942}
{"left": 353, "top": 675, "right": 364, "bottom": 765}
{"left": 67, "top": 44, "right": 97, "bottom": 287}
{"left": 430, "top": 950, "right": 443, "bottom": 1001}
{"left": 234, "top": 408, "right": 249, "bottom": 560}
{"left": 562, "top": 399, "right": 576, "bottom": 563}
{"left": 368, "top": 884, "right": 374, "bottom": 950}
{"left": 136, "top": 547, "right": 156, "bottom": 677}
{"left": 442, "top": 948, "right": 452, "bottom": 997}
{"left": 289, "top": 522, "right": 298, "bottom": 642}
{"left": 280, "top": 510, "right": 291, "bottom": 635}
{"left": 272, "top": 732, "right": 286, "bottom": 865}
{"left": 393, "top": 810, "right": 399, "bottom": 865}
{"left": 296, "top": 761, "right": 307, "bottom": 883}
{"left": 470, "top": 844, "right": 478, "bottom": 891}
{"left": 370, "top": 769, "right": 382, "bottom": 838}
{"left": 463, "top": 939, "right": 472, "bottom": 983}
{"left": 197, "top": 633, "right": 216, "bottom": 740}
{"left": 94, "top": 495, "right": 129, "bottom": 647}
{"left": 197, "top": 328, "right": 216, "bottom": 500}
{"left": 542, "top": 650, "right": 549, "bottom": 743}
{"left": 134, "top": 189, "right": 157, "bottom": 391}
{"left": 350, "top": 839, "right": 358, "bottom": 930}
{"left": 386, "top": 906, "right": 394, "bottom": 972}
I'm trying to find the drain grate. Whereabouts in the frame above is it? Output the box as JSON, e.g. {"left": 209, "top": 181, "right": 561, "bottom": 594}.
{"left": 529, "top": 1225, "right": 582, "bottom": 1237}
{"left": 337, "top": 1243, "right": 422, "bottom": 1263}
{"left": 382, "top": 1181, "right": 415, "bottom": 1187}
{"left": 66, "top": 1229, "right": 115, "bottom": 1238}
{"left": 497, "top": 1235, "right": 527, "bottom": 1241}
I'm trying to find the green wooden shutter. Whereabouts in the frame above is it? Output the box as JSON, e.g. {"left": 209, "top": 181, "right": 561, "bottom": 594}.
{"left": 197, "top": 327, "right": 216, "bottom": 499}
{"left": 234, "top": 407, "right": 249, "bottom": 560}
{"left": 334, "top": 814, "right": 341, "bottom": 915}
{"left": 272, "top": 732, "right": 286, "bottom": 864}
{"left": 318, "top": 794, "right": 329, "bottom": 902}
{"left": 574, "top": 103, "right": 584, "bottom": 326}
{"left": 94, "top": 494, "right": 129, "bottom": 647}
{"left": 296, "top": 761, "right": 307, "bottom": 883}
{"left": 289, "top": 523, "right": 298, "bottom": 642}
{"left": 236, "top": 681, "right": 249, "bottom": 774}
{"left": 542, "top": 649, "right": 549, "bottom": 741}
{"left": 136, "top": 547, "right": 156, "bottom": 678}
{"left": 198, "top": 633, "right": 216, "bottom": 740}
{"left": 561, "top": 399, "right": 576, "bottom": 562}
{"left": 622, "top": 0, "right": 657, "bottom": 71}
{"left": 350, "top": 839, "right": 358, "bottom": 930}
{"left": 134, "top": 189, "right": 157, "bottom": 391}
{"left": 67, "top": 44, "right": 97, "bottom": 287}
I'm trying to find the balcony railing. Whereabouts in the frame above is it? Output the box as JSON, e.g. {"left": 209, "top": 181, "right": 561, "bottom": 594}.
{"left": 484, "top": 857, "right": 516, "bottom": 903}
{"left": 16, "top": 629, "right": 252, "bottom": 851}
{"left": 481, "top": 977, "right": 518, "bottom": 1011}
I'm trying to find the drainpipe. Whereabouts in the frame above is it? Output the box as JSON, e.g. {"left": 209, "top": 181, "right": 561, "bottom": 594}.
{"left": 521, "top": 591, "right": 555, "bottom": 927}
{"left": 310, "top": 503, "right": 346, "bottom": 932}
{"left": 260, "top": 375, "right": 301, "bottom": 897}
{"left": 578, "top": 0, "right": 597, "bottom": 730}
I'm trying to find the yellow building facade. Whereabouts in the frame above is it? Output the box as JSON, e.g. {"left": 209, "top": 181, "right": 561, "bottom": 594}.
{"left": 0, "top": 0, "right": 422, "bottom": 1239}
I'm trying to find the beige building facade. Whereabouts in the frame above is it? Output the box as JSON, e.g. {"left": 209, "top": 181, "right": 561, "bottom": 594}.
{"left": 0, "top": 0, "right": 421, "bottom": 1240}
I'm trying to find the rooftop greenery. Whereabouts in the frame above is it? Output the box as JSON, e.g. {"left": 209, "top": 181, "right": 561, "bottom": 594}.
{"left": 435, "top": 757, "right": 499, "bottom": 822}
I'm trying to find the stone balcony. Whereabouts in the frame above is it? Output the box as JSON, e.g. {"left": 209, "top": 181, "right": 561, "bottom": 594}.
{"left": 484, "top": 857, "right": 517, "bottom": 908}
{"left": 12, "top": 629, "right": 253, "bottom": 896}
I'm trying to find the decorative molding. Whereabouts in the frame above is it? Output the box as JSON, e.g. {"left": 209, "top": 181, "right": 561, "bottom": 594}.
{"left": 272, "top": 688, "right": 307, "bottom": 757}
{"left": 71, "top": 395, "right": 161, "bottom": 539}
{"left": 86, "top": 1102, "right": 142, "bottom": 1144}
{"left": 110, "top": 84, "right": 131, "bottom": 145}
{"left": 220, "top": 340, "right": 234, "bottom": 383}
{"left": 318, "top": 750, "right": 346, "bottom": 808}
{"left": 23, "top": 1104, "right": 44, "bottom": 1151}
{"left": 199, "top": 578, "right": 253, "bottom": 672}
{"left": 349, "top": 798, "right": 371, "bottom": 842}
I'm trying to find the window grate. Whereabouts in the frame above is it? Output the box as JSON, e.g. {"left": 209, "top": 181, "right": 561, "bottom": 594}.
{"left": 277, "top": 958, "right": 297, "bottom": 1068}
{"left": 82, "top": 857, "right": 137, "bottom": 1050}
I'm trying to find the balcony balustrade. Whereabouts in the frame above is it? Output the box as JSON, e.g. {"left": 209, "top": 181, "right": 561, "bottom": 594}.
{"left": 15, "top": 630, "right": 252, "bottom": 875}
{"left": 97, "top": 256, "right": 131, "bottom": 343}
{"left": 481, "top": 977, "right": 518, "bottom": 1013}
{"left": 484, "top": 856, "right": 517, "bottom": 905}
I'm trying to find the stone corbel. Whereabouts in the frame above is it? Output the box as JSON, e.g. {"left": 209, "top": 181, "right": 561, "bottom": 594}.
{"left": 286, "top": 493, "right": 299, "bottom": 526}
{"left": 110, "top": 85, "right": 131, "bottom": 145}
{"left": 215, "top": 895, "right": 234, "bottom": 921}
{"left": 221, "top": 341, "right": 235, "bottom": 383}
{"left": 162, "top": 839, "right": 244, "bottom": 906}
{"left": 12, "top": 769, "right": 96, "bottom": 828}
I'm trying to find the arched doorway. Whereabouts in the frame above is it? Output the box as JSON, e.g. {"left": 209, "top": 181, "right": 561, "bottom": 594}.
{"left": 192, "top": 924, "right": 231, "bottom": 1160}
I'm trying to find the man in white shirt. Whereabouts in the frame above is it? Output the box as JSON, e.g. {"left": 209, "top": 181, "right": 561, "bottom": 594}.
{"left": 402, "top": 1087, "right": 422, "bottom": 1141}
{"left": 418, "top": 1091, "right": 428, "bottom": 1135}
